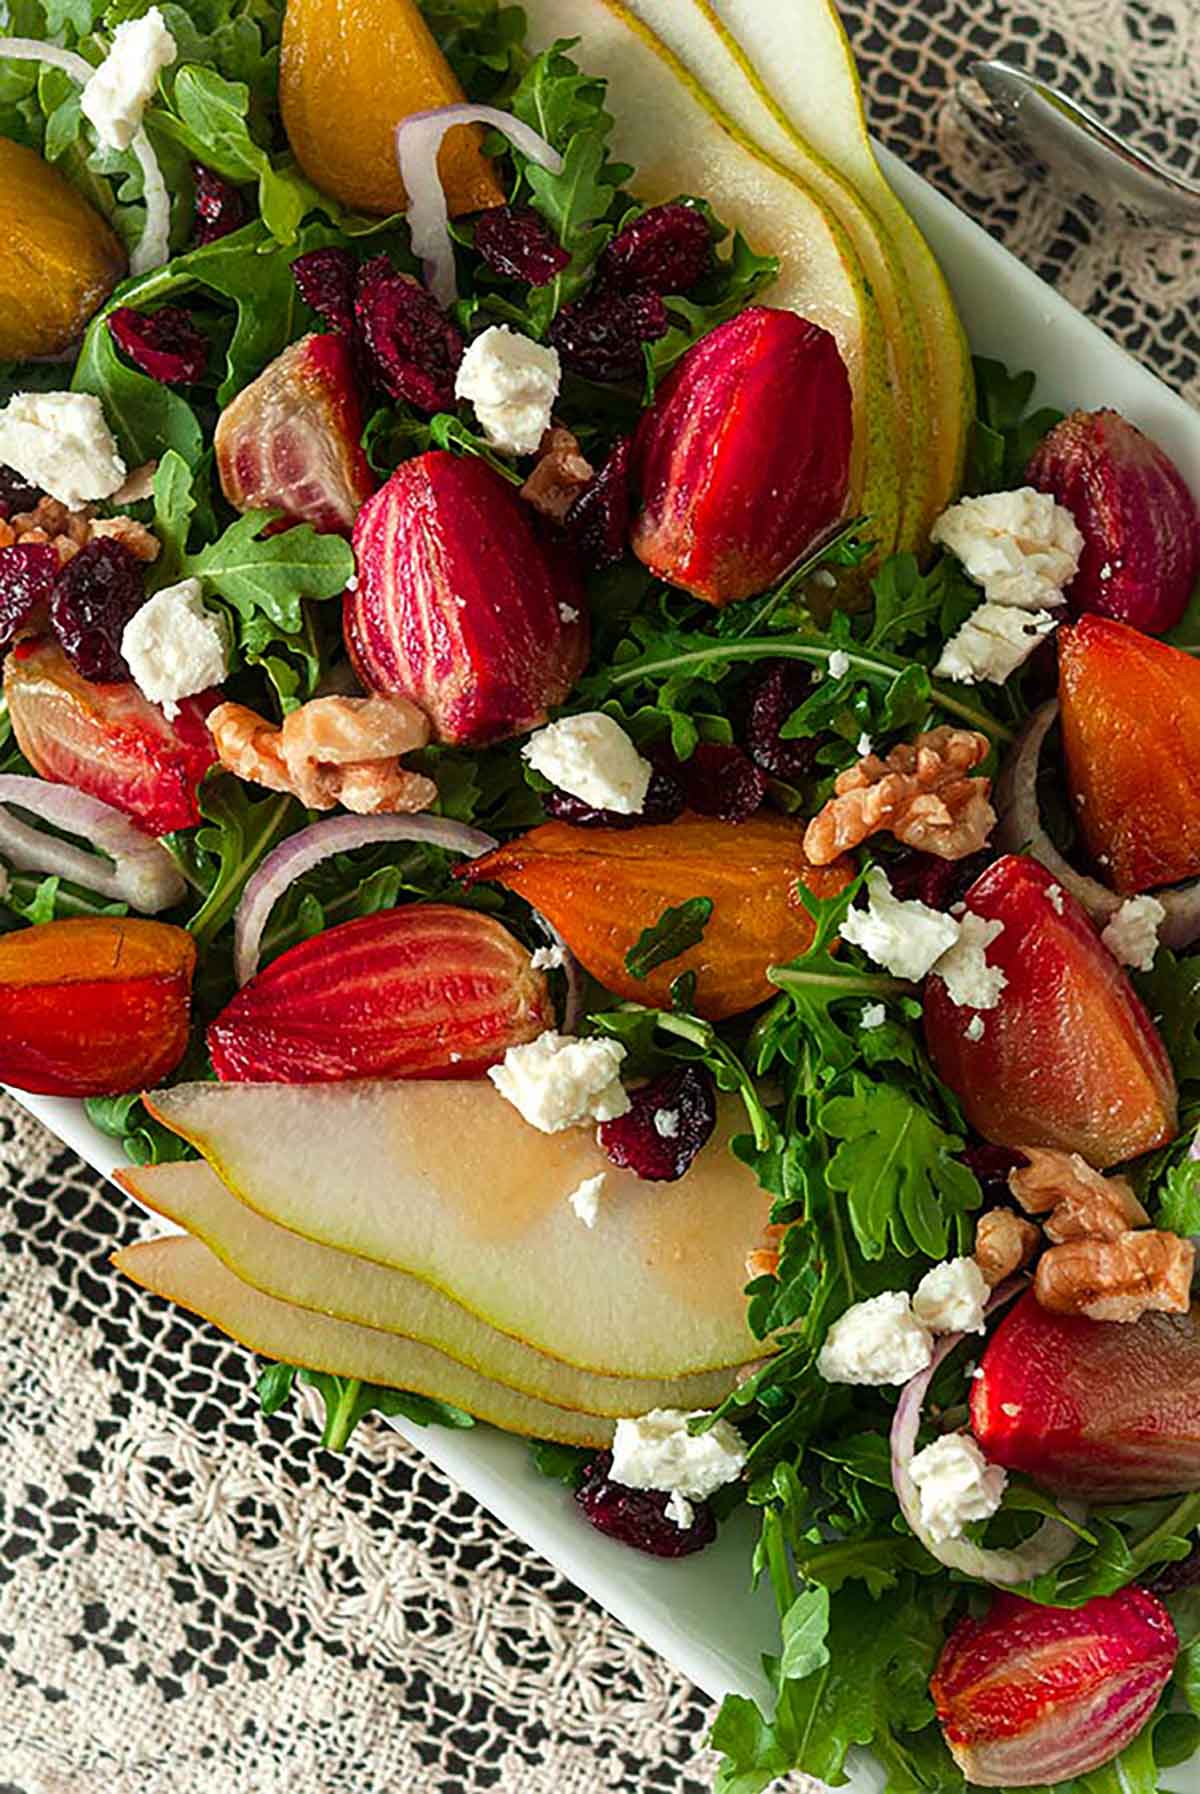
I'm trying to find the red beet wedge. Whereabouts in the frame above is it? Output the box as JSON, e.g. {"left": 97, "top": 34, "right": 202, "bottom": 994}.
{"left": 925, "top": 855, "right": 1177, "bottom": 1168}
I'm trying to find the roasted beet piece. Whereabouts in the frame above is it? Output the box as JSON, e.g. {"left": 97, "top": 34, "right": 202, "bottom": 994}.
{"left": 107, "top": 306, "right": 208, "bottom": 386}
{"left": 548, "top": 290, "right": 669, "bottom": 383}
{"left": 575, "top": 1451, "right": 716, "bottom": 1557}
{"left": 681, "top": 742, "right": 765, "bottom": 823}
{"left": 291, "top": 246, "right": 359, "bottom": 337}
{"left": 567, "top": 436, "right": 632, "bottom": 570}
{"left": 48, "top": 539, "right": 144, "bottom": 682}
{"left": 474, "top": 205, "right": 569, "bottom": 285}
{"left": 598, "top": 1063, "right": 717, "bottom": 1182}
{"left": 598, "top": 202, "right": 712, "bottom": 295}
{"left": 192, "top": 163, "right": 247, "bottom": 245}
{"left": 355, "top": 256, "right": 464, "bottom": 414}
{"left": 0, "top": 542, "right": 58, "bottom": 650}
{"left": 739, "top": 662, "right": 823, "bottom": 783}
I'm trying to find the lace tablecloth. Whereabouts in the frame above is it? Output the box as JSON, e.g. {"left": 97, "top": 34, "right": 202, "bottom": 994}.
{"left": 3, "top": 4, "right": 1198, "bottom": 1790}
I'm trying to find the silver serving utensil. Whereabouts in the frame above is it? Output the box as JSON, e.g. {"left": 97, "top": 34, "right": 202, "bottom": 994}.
{"left": 955, "top": 59, "right": 1200, "bottom": 235}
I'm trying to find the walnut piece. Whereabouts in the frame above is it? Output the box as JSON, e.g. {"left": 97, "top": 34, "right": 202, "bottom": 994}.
{"left": 210, "top": 694, "right": 437, "bottom": 815}
{"left": 1035, "top": 1231, "right": 1195, "bottom": 1323}
{"left": 803, "top": 725, "right": 996, "bottom": 866}
{"left": 0, "top": 494, "right": 158, "bottom": 566}
{"left": 973, "top": 1208, "right": 1040, "bottom": 1285}
{"left": 1009, "top": 1146, "right": 1148, "bottom": 1242}
{"left": 520, "top": 426, "right": 593, "bottom": 523}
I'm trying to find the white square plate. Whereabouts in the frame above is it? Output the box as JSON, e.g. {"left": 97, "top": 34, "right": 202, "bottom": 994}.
{"left": 12, "top": 139, "right": 1200, "bottom": 1790}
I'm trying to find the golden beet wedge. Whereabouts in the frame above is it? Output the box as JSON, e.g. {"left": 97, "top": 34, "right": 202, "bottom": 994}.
{"left": 279, "top": 0, "right": 505, "bottom": 216}
{"left": 0, "top": 136, "right": 126, "bottom": 360}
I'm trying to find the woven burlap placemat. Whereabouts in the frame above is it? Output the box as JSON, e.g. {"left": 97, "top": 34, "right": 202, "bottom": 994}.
{"left": 2, "top": 4, "right": 1197, "bottom": 1789}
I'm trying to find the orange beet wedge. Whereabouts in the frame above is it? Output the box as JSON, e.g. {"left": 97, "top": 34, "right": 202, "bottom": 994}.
{"left": 925, "top": 854, "right": 1176, "bottom": 1167}
{"left": 458, "top": 815, "right": 855, "bottom": 1020}
{"left": 0, "top": 917, "right": 194, "bottom": 1096}
{"left": 1059, "top": 615, "right": 1200, "bottom": 893}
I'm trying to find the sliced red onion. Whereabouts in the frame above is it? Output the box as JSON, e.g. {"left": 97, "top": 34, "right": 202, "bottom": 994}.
{"left": 995, "top": 699, "right": 1200, "bottom": 949}
{"left": 0, "top": 775, "right": 185, "bottom": 912}
{"left": 232, "top": 812, "right": 498, "bottom": 986}
{"left": 890, "top": 1280, "right": 1081, "bottom": 1586}
{"left": 394, "top": 105, "right": 564, "bottom": 307}
{"left": 0, "top": 38, "right": 94, "bottom": 83}
{"left": 531, "top": 911, "right": 583, "bottom": 1034}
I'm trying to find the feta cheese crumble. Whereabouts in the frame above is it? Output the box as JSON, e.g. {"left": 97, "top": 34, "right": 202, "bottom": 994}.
{"left": 932, "top": 913, "right": 1007, "bottom": 1009}
{"left": 817, "top": 1291, "right": 933, "bottom": 1386}
{"left": 1047, "top": 884, "right": 1065, "bottom": 915}
{"left": 965, "top": 1015, "right": 985, "bottom": 1043}
{"left": 0, "top": 391, "right": 125, "bottom": 510}
{"left": 912, "top": 1257, "right": 990, "bottom": 1335}
{"left": 567, "top": 1172, "right": 606, "bottom": 1229}
{"left": 935, "top": 603, "right": 1058, "bottom": 686}
{"left": 664, "top": 1490, "right": 695, "bottom": 1530}
{"left": 860, "top": 1001, "right": 886, "bottom": 1031}
{"left": 454, "top": 325, "right": 560, "bottom": 456}
{"left": 931, "top": 487, "right": 1083, "bottom": 610}
{"left": 908, "top": 1433, "right": 1007, "bottom": 1543}
{"left": 856, "top": 733, "right": 873, "bottom": 758}
{"left": 529, "top": 943, "right": 566, "bottom": 972}
{"left": 523, "top": 712, "right": 651, "bottom": 816}
{"left": 653, "top": 1108, "right": 680, "bottom": 1139}
{"left": 610, "top": 1408, "right": 747, "bottom": 1501}
{"left": 488, "top": 1030, "right": 629, "bottom": 1133}
{"left": 1101, "top": 895, "right": 1165, "bottom": 973}
{"left": 839, "top": 869, "right": 959, "bottom": 982}
{"left": 120, "top": 579, "right": 228, "bottom": 718}
{"left": 827, "top": 649, "right": 851, "bottom": 679}
{"left": 81, "top": 7, "right": 177, "bottom": 151}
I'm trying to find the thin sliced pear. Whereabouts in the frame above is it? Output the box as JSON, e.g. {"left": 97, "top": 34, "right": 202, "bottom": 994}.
{"left": 714, "top": 0, "right": 973, "bottom": 531}
{"left": 623, "top": 0, "right": 929, "bottom": 555}
{"left": 519, "top": 0, "right": 901, "bottom": 561}
{"left": 144, "top": 1082, "right": 767, "bottom": 1378}
{"left": 119, "top": 1159, "right": 744, "bottom": 1417}
{"left": 116, "top": 1235, "right": 612, "bottom": 1446}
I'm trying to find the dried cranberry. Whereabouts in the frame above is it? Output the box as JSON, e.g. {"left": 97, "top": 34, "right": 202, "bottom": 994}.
{"left": 739, "top": 662, "right": 823, "bottom": 784}
{"left": 292, "top": 247, "right": 359, "bottom": 337}
{"left": 192, "top": 163, "right": 247, "bottom": 245}
{"left": 544, "top": 741, "right": 685, "bottom": 830}
{"left": 599, "top": 202, "right": 713, "bottom": 296}
{"left": 888, "top": 848, "right": 994, "bottom": 913}
{"left": 48, "top": 539, "right": 144, "bottom": 682}
{"left": 567, "top": 436, "right": 632, "bottom": 570}
{"left": 961, "top": 1144, "right": 1024, "bottom": 1206}
{"left": 0, "top": 465, "right": 43, "bottom": 518}
{"left": 355, "top": 256, "right": 464, "bottom": 414}
{"left": 108, "top": 306, "right": 208, "bottom": 386}
{"left": 575, "top": 1452, "right": 716, "bottom": 1557}
{"left": 0, "top": 542, "right": 58, "bottom": 649}
{"left": 681, "top": 742, "right": 765, "bottom": 823}
{"left": 474, "top": 205, "right": 569, "bottom": 285}
{"left": 548, "top": 290, "right": 669, "bottom": 383}
{"left": 598, "top": 1063, "right": 717, "bottom": 1182}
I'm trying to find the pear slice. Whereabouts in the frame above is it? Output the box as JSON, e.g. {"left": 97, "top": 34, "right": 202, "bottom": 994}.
{"left": 621, "top": 0, "right": 930, "bottom": 556}
{"left": 115, "top": 1235, "right": 612, "bottom": 1446}
{"left": 518, "top": 0, "right": 902, "bottom": 561}
{"left": 713, "top": 0, "right": 973, "bottom": 530}
{"left": 144, "top": 1081, "right": 768, "bottom": 1378}
{"left": 119, "top": 1159, "right": 744, "bottom": 1417}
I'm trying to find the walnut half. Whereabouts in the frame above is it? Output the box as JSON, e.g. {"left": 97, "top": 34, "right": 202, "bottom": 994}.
{"left": 1009, "top": 1146, "right": 1149, "bottom": 1242}
{"left": 973, "top": 1208, "right": 1040, "bottom": 1286}
{"left": 803, "top": 725, "right": 996, "bottom": 866}
{"left": 1035, "top": 1231, "right": 1195, "bottom": 1323}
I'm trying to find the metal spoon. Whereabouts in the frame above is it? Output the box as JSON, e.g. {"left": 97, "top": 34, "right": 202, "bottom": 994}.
{"left": 954, "top": 59, "right": 1200, "bottom": 235}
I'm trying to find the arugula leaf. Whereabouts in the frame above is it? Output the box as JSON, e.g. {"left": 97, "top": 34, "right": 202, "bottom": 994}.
{"left": 86, "top": 1091, "right": 196, "bottom": 1165}
{"left": 779, "top": 1584, "right": 830, "bottom": 1681}
{"left": 158, "top": 65, "right": 320, "bottom": 245}
{"left": 256, "top": 1363, "right": 475, "bottom": 1451}
{"left": 1137, "top": 949, "right": 1200, "bottom": 1090}
{"left": 420, "top": 0, "right": 527, "bottom": 102}
{"left": 164, "top": 774, "right": 302, "bottom": 951}
{"left": 72, "top": 318, "right": 203, "bottom": 467}
{"left": 150, "top": 448, "right": 197, "bottom": 583}
{"left": 624, "top": 895, "right": 713, "bottom": 979}
{"left": 527, "top": 1439, "right": 591, "bottom": 1487}
{"left": 820, "top": 1077, "right": 980, "bottom": 1260}
{"left": 183, "top": 510, "right": 354, "bottom": 630}
{"left": 967, "top": 358, "right": 1063, "bottom": 494}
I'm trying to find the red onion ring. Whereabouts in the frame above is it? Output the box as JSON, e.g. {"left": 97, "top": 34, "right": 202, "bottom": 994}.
{"left": 232, "top": 812, "right": 498, "bottom": 986}
{"left": 394, "top": 105, "right": 564, "bottom": 307}
{"left": 995, "top": 699, "right": 1200, "bottom": 949}
{"left": 890, "top": 1278, "right": 1081, "bottom": 1585}
{"left": 531, "top": 912, "right": 584, "bottom": 1034}
{"left": 0, "top": 775, "right": 184, "bottom": 912}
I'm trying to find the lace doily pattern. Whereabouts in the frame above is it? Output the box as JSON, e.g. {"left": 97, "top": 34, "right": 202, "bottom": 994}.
{"left": 2, "top": 4, "right": 1197, "bottom": 1789}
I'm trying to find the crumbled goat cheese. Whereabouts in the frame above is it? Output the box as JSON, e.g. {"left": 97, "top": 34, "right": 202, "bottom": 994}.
{"left": 913, "top": 1256, "right": 990, "bottom": 1335}
{"left": 489, "top": 1030, "right": 629, "bottom": 1133}
{"left": 664, "top": 1490, "right": 695, "bottom": 1530}
{"left": 120, "top": 579, "right": 228, "bottom": 719}
{"left": 81, "top": 7, "right": 177, "bottom": 150}
{"left": 935, "top": 603, "right": 1058, "bottom": 685}
{"left": 559, "top": 603, "right": 580, "bottom": 624}
{"left": 0, "top": 391, "right": 125, "bottom": 510}
{"left": 811, "top": 568, "right": 837, "bottom": 590}
{"left": 1047, "top": 884, "right": 1065, "bottom": 914}
{"left": 827, "top": 649, "right": 851, "bottom": 679}
{"left": 840, "top": 868, "right": 960, "bottom": 982}
{"left": 568, "top": 1173, "right": 606, "bottom": 1229}
{"left": 860, "top": 1002, "right": 886, "bottom": 1031}
{"left": 529, "top": 943, "right": 566, "bottom": 972}
{"left": 653, "top": 1108, "right": 680, "bottom": 1139}
{"left": 817, "top": 1291, "right": 933, "bottom": 1386}
{"left": 932, "top": 913, "right": 1007, "bottom": 1009}
{"left": 610, "top": 1408, "right": 747, "bottom": 1500}
{"left": 1101, "top": 895, "right": 1166, "bottom": 973}
{"left": 909, "top": 1433, "right": 1007, "bottom": 1543}
{"left": 856, "top": 733, "right": 873, "bottom": 757}
{"left": 454, "top": 325, "right": 560, "bottom": 456}
{"left": 965, "top": 1015, "right": 985, "bottom": 1043}
{"left": 931, "top": 487, "right": 1082, "bottom": 610}
{"left": 523, "top": 712, "right": 651, "bottom": 815}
